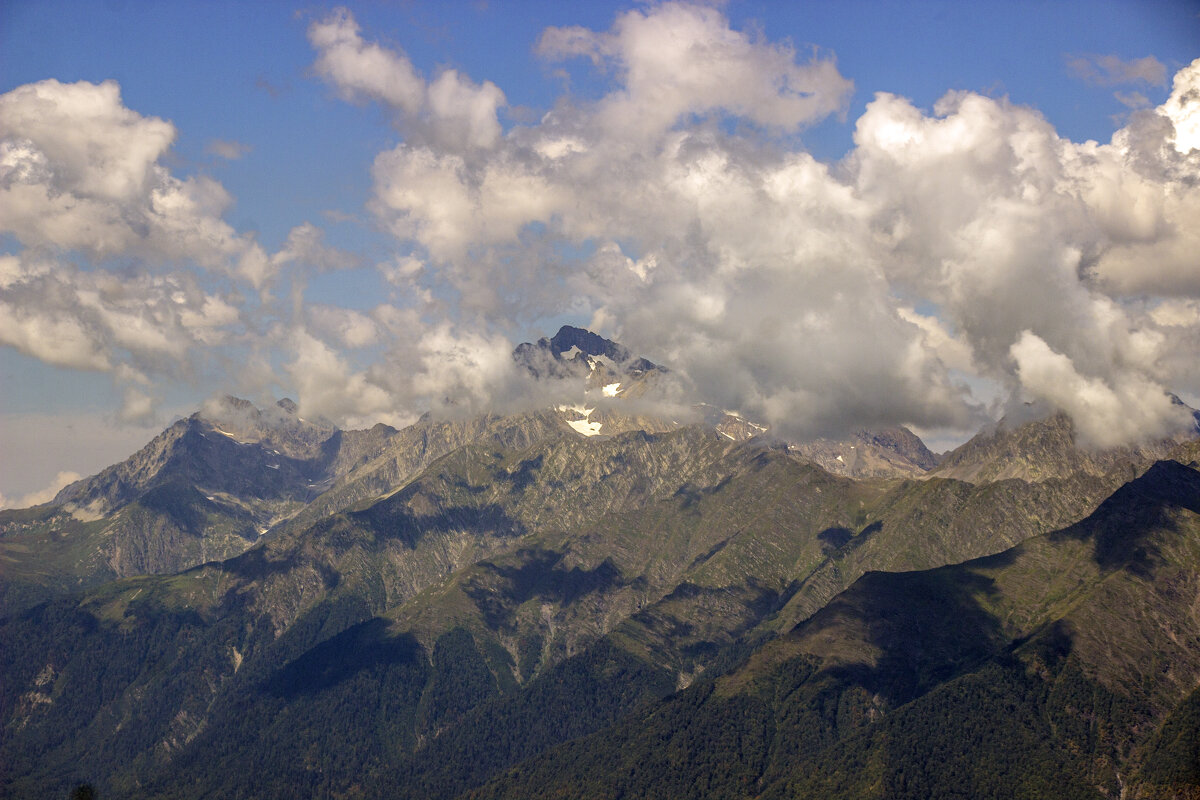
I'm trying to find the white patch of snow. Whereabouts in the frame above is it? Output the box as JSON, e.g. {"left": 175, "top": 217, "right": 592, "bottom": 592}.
{"left": 602, "top": 382, "right": 622, "bottom": 397}
{"left": 213, "top": 427, "right": 254, "bottom": 445}
{"left": 206, "top": 495, "right": 215, "bottom": 501}
{"left": 567, "top": 418, "right": 603, "bottom": 436}
{"left": 558, "top": 404, "right": 602, "bottom": 436}
{"left": 266, "top": 464, "right": 279, "bottom": 470}
{"left": 719, "top": 430, "right": 735, "bottom": 440}
{"left": 836, "top": 454, "right": 844, "bottom": 463}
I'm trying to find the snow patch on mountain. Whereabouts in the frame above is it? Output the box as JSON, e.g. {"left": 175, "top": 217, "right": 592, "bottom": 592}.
{"left": 558, "top": 404, "right": 603, "bottom": 436}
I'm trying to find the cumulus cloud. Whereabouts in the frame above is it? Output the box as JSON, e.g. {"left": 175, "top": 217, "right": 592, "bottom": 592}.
{"left": 309, "top": 8, "right": 425, "bottom": 112}
{"left": 845, "top": 72, "right": 1200, "bottom": 443}
{"left": 0, "top": 251, "right": 250, "bottom": 419}
{"left": 537, "top": 2, "right": 853, "bottom": 138}
{"left": 1086, "top": 59, "right": 1200, "bottom": 295}
{"left": 0, "top": 79, "right": 268, "bottom": 277}
{"left": 297, "top": 6, "right": 1200, "bottom": 446}
{"left": 309, "top": 7, "right": 506, "bottom": 150}
{"left": 284, "top": 328, "right": 401, "bottom": 427}
{"left": 1010, "top": 331, "right": 1191, "bottom": 447}
{"left": 306, "top": 304, "right": 382, "bottom": 349}
{"left": 328, "top": 3, "right": 949, "bottom": 438}
{"left": 1160, "top": 59, "right": 1200, "bottom": 154}
{"left": 0, "top": 78, "right": 373, "bottom": 424}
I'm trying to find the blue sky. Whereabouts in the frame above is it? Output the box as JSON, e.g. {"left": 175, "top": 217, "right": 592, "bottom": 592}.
{"left": 1, "top": 0, "right": 1199, "bottom": 505}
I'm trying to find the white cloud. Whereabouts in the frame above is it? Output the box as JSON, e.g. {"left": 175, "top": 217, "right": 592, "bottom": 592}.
{"left": 370, "top": 144, "right": 568, "bottom": 265}
{"left": 284, "top": 328, "right": 409, "bottom": 429}
{"left": 1085, "top": 58, "right": 1200, "bottom": 295}
{"left": 537, "top": 2, "right": 853, "bottom": 138}
{"left": 302, "top": 11, "right": 1200, "bottom": 445}
{"left": 1160, "top": 58, "right": 1200, "bottom": 154}
{"left": 307, "top": 304, "right": 381, "bottom": 349}
{"left": 0, "top": 79, "right": 372, "bottom": 421}
{"left": 309, "top": 7, "right": 425, "bottom": 113}
{"left": 1010, "top": 331, "right": 1191, "bottom": 448}
{"left": 0, "top": 79, "right": 267, "bottom": 274}
{"left": 0, "top": 252, "right": 248, "bottom": 418}
{"left": 1114, "top": 90, "right": 1152, "bottom": 110}
{"left": 0, "top": 303, "right": 111, "bottom": 371}
{"left": 308, "top": 7, "right": 506, "bottom": 150}
{"left": 119, "top": 387, "right": 158, "bottom": 424}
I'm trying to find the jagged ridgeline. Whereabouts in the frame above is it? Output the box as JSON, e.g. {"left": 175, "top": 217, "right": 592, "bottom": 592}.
{"left": 2, "top": 328, "right": 1200, "bottom": 799}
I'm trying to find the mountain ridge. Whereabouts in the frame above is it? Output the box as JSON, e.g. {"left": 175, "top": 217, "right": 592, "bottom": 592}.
{"left": 3, "top": 326, "right": 1200, "bottom": 799}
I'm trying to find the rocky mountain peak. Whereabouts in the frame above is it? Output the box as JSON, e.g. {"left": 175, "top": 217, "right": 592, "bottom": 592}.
{"left": 785, "top": 425, "right": 939, "bottom": 478}
{"left": 198, "top": 395, "right": 335, "bottom": 461}
{"left": 513, "top": 326, "right": 664, "bottom": 381}
{"left": 548, "top": 325, "right": 631, "bottom": 362}
{"left": 930, "top": 409, "right": 1190, "bottom": 484}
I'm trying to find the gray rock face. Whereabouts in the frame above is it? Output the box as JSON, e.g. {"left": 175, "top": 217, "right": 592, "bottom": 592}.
{"left": 512, "top": 325, "right": 665, "bottom": 380}
{"left": 931, "top": 411, "right": 1186, "bottom": 484}
{"left": 787, "top": 426, "right": 939, "bottom": 478}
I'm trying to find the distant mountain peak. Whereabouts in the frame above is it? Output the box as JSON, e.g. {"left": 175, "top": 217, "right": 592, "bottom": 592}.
{"left": 931, "top": 409, "right": 1191, "bottom": 484}
{"left": 513, "top": 326, "right": 664, "bottom": 381}
{"left": 785, "top": 425, "right": 939, "bottom": 478}
{"left": 548, "top": 325, "right": 631, "bottom": 362}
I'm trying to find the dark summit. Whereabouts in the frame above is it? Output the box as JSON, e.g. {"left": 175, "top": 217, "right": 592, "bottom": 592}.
{"left": 513, "top": 325, "right": 663, "bottom": 379}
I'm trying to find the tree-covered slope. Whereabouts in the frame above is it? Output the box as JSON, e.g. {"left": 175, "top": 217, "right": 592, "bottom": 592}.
{"left": 469, "top": 459, "right": 1200, "bottom": 800}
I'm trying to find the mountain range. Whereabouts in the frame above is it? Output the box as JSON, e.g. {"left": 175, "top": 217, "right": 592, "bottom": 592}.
{"left": 2, "top": 327, "right": 1199, "bottom": 799}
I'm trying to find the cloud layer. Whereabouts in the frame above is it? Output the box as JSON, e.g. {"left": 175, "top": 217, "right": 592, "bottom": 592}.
{"left": 4, "top": 3, "right": 1200, "bottom": 455}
